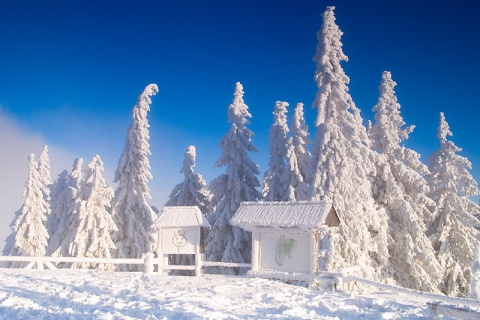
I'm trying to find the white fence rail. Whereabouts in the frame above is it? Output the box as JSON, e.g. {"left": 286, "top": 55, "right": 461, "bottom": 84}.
{"left": 0, "top": 255, "right": 252, "bottom": 276}
{"left": 0, "top": 254, "right": 156, "bottom": 273}
{"left": 202, "top": 261, "right": 252, "bottom": 268}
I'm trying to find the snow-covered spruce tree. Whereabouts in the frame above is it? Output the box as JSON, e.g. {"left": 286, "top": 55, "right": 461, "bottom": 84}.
{"left": 427, "top": 112, "right": 480, "bottom": 297}
{"left": 369, "top": 72, "right": 436, "bottom": 227}
{"left": 68, "top": 155, "right": 117, "bottom": 270}
{"left": 470, "top": 243, "right": 480, "bottom": 299}
{"left": 47, "top": 169, "right": 69, "bottom": 237}
{"left": 369, "top": 71, "right": 442, "bottom": 292}
{"left": 165, "top": 145, "right": 211, "bottom": 274}
{"left": 205, "top": 82, "right": 261, "bottom": 274}
{"left": 38, "top": 145, "right": 52, "bottom": 217}
{"left": 111, "top": 84, "right": 158, "bottom": 266}
{"left": 262, "top": 101, "right": 290, "bottom": 201}
{"left": 291, "top": 103, "right": 311, "bottom": 184}
{"left": 307, "top": 6, "right": 390, "bottom": 280}
{"left": 282, "top": 103, "right": 312, "bottom": 201}
{"left": 47, "top": 158, "right": 83, "bottom": 258}
{"left": 3, "top": 154, "right": 49, "bottom": 267}
{"left": 166, "top": 146, "right": 211, "bottom": 214}
{"left": 282, "top": 137, "right": 308, "bottom": 201}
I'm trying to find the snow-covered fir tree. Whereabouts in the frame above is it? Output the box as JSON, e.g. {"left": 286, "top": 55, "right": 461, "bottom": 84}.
{"left": 3, "top": 154, "right": 49, "bottom": 265}
{"left": 307, "top": 6, "right": 390, "bottom": 280}
{"left": 47, "top": 169, "right": 69, "bottom": 237}
{"left": 369, "top": 71, "right": 442, "bottom": 292}
{"left": 111, "top": 84, "right": 158, "bottom": 264}
{"left": 282, "top": 138, "right": 308, "bottom": 201}
{"left": 262, "top": 101, "right": 289, "bottom": 201}
{"left": 165, "top": 146, "right": 211, "bottom": 274}
{"left": 38, "top": 145, "right": 52, "bottom": 216}
{"left": 205, "top": 82, "right": 261, "bottom": 274}
{"left": 68, "top": 155, "right": 117, "bottom": 270}
{"left": 470, "top": 243, "right": 480, "bottom": 299}
{"left": 282, "top": 103, "right": 311, "bottom": 201}
{"left": 290, "top": 103, "right": 311, "bottom": 184}
{"left": 165, "top": 145, "right": 211, "bottom": 214}
{"left": 369, "top": 72, "right": 436, "bottom": 226}
{"left": 427, "top": 112, "right": 480, "bottom": 297}
{"left": 47, "top": 158, "right": 83, "bottom": 257}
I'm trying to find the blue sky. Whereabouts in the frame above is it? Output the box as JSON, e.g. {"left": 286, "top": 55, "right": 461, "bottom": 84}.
{"left": 0, "top": 1, "right": 479, "bottom": 242}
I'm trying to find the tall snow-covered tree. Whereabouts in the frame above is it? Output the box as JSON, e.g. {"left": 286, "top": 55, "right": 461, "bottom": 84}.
{"left": 48, "top": 158, "right": 83, "bottom": 257}
{"left": 165, "top": 145, "right": 211, "bottom": 214}
{"left": 165, "top": 146, "right": 211, "bottom": 274}
{"left": 470, "top": 243, "right": 480, "bottom": 299}
{"left": 282, "top": 138, "right": 308, "bottom": 201}
{"left": 111, "top": 84, "right": 158, "bottom": 263}
{"left": 205, "top": 82, "right": 261, "bottom": 274}
{"left": 369, "top": 71, "right": 442, "bottom": 292}
{"left": 3, "top": 154, "right": 49, "bottom": 265}
{"left": 282, "top": 103, "right": 311, "bottom": 201}
{"left": 262, "top": 101, "right": 289, "bottom": 201}
{"left": 68, "top": 155, "right": 117, "bottom": 270}
{"left": 290, "top": 103, "right": 311, "bottom": 183}
{"left": 369, "top": 72, "right": 434, "bottom": 218}
{"left": 427, "top": 112, "right": 480, "bottom": 297}
{"left": 307, "top": 6, "right": 389, "bottom": 280}
{"left": 47, "top": 169, "right": 69, "bottom": 237}
{"left": 38, "top": 145, "right": 52, "bottom": 212}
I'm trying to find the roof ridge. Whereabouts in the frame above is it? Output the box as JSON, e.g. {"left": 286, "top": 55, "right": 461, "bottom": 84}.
{"left": 240, "top": 200, "right": 332, "bottom": 206}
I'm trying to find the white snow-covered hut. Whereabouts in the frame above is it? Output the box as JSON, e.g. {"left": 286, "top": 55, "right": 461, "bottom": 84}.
{"left": 231, "top": 201, "right": 340, "bottom": 277}
{"left": 154, "top": 206, "right": 210, "bottom": 276}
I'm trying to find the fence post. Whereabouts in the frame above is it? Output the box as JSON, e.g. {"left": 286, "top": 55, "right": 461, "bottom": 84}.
{"left": 334, "top": 275, "right": 343, "bottom": 292}
{"left": 144, "top": 252, "right": 154, "bottom": 275}
{"left": 195, "top": 249, "right": 202, "bottom": 277}
{"left": 36, "top": 261, "right": 44, "bottom": 270}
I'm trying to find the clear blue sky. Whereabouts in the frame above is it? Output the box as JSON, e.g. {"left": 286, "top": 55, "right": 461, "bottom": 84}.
{"left": 0, "top": 0, "right": 479, "bottom": 227}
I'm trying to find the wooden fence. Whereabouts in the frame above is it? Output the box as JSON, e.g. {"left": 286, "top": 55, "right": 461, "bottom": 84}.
{"left": 0, "top": 254, "right": 252, "bottom": 276}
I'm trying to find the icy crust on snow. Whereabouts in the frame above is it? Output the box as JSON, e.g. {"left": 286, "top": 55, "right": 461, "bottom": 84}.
{"left": 231, "top": 201, "right": 334, "bottom": 231}
{"left": 155, "top": 206, "right": 210, "bottom": 228}
{"left": 0, "top": 269, "right": 444, "bottom": 319}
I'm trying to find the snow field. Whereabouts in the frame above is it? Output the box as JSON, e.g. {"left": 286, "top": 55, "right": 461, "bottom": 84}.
{"left": 0, "top": 269, "right": 444, "bottom": 319}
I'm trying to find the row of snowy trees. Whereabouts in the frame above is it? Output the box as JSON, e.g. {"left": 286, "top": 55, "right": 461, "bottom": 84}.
{"left": 3, "top": 85, "right": 159, "bottom": 271}
{"left": 3, "top": 6, "right": 479, "bottom": 297}
{"left": 202, "top": 6, "right": 480, "bottom": 297}
{"left": 306, "top": 7, "right": 479, "bottom": 297}
{"left": 3, "top": 149, "right": 117, "bottom": 270}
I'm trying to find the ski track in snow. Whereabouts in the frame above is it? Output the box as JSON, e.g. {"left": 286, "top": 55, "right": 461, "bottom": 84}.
{"left": 0, "top": 269, "right": 448, "bottom": 319}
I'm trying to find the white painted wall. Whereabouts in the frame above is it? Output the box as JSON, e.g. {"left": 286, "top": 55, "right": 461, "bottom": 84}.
{"left": 160, "top": 227, "right": 198, "bottom": 255}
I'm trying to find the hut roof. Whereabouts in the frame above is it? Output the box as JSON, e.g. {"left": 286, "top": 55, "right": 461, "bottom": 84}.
{"left": 154, "top": 206, "right": 210, "bottom": 228}
{"left": 230, "top": 201, "right": 339, "bottom": 231}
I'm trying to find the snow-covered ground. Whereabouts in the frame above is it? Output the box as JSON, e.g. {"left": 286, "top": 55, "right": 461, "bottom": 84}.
{"left": 1, "top": 268, "right": 473, "bottom": 319}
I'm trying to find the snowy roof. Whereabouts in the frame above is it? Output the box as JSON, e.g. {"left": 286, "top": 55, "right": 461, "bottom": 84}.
{"left": 154, "top": 206, "right": 210, "bottom": 228}
{"left": 230, "top": 201, "right": 339, "bottom": 231}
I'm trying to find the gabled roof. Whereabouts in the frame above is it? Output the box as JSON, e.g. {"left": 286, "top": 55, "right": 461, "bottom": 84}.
{"left": 154, "top": 206, "right": 210, "bottom": 228}
{"left": 230, "top": 201, "right": 339, "bottom": 231}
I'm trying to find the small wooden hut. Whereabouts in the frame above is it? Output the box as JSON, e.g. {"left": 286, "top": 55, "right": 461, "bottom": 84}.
{"left": 230, "top": 201, "right": 340, "bottom": 277}
{"left": 154, "top": 206, "right": 210, "bottom": 276}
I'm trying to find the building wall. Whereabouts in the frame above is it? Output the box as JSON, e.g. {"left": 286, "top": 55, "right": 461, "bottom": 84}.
{"left": 160, "top": 227, "right": 199, "bottom": 255}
